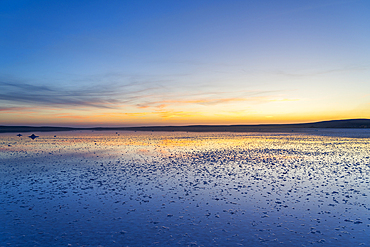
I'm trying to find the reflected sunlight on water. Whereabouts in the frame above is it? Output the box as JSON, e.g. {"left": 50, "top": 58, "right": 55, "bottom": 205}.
{"left": 0, "top": 131, "right": 369, "bottom": 246}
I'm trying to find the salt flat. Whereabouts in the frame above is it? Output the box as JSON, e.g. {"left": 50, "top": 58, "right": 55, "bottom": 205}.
{"left": 1, "top": 131, "right": 369, "bottom": 246}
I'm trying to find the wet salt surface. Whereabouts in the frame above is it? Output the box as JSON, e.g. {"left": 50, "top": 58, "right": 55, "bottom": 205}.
{"left": 0, "top": 131, "right": 369, "bottom": 247}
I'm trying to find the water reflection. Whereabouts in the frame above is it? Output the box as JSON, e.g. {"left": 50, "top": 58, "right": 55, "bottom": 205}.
{"left": 28, "top": 134, "right": 39, "bottom": 140}
{"left": 0, "top": 131, "right": 369, "bottom": 246}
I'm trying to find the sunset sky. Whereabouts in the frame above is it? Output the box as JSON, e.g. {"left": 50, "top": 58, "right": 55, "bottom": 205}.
{"left": 1, "top": 0, "right": 369, "bottom": 127}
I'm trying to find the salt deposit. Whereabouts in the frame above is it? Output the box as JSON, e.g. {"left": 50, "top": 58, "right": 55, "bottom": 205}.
{"left": 0, "top": 131, "right": 369, "bottom": 246}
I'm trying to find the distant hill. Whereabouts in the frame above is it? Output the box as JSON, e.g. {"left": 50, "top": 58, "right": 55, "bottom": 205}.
{"left": 0, "top": 126, "right": 78, "bottom": 133}
{"left": 1, "top": 119, "right": 370, "bottom": 133}
{"left": 288, "top": 119, "right": 370, "bottom": 128}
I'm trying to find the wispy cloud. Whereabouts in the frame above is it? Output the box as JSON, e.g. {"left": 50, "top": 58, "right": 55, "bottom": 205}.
{"left": 0, "top": 79, "right": 159, "bottom": 109}
{"left": 0, "top": 75, "right": 289, "bottom": 117}
{"left": 0, "top": 81, "right": 114, "bottom": 108}
{"left": 0, "top": 106, "right": 39, "bottom": 113}
{"left": 137, "top": 97, "right": 247, "bottom": 109}
{"left": 135, "top": 93, "right": 283, "bottom": 109}
{"left": 154, "top": 109, "right": 197, "bottom": 119}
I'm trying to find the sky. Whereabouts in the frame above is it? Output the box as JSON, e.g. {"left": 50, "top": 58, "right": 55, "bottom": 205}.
{"left": 1, "top": 0, "right": 370, "bottom": 127}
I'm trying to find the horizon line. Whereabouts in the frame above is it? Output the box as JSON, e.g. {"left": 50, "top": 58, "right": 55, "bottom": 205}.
{"left": 1, "top": 118, "right": 370, "bottom": 133}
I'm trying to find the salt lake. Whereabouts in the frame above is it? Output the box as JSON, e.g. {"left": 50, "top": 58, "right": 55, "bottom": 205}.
{"left": 1, "top": 131, "right": 369, "bottom": 246}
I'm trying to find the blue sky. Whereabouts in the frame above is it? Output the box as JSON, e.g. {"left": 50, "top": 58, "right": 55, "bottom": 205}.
{"left": 1, "top": 0, "right": 369, "bottom": 126}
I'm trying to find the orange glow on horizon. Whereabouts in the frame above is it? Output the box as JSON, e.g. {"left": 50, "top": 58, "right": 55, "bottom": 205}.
{"left": 1, "top": 108, "right": 368, "bottom": 127}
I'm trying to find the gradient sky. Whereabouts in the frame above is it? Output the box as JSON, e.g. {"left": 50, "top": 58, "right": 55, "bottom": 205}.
{"left": 1, "top": 0, "right": 370, "bottom": 126}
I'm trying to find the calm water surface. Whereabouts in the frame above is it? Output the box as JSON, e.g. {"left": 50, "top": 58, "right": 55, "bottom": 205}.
{"left": 0, "top": 131, "right": 369, "bottom": 246}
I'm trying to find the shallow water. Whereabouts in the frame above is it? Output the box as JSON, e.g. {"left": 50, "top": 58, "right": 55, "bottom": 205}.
{"left": 0, "top": 131, "right": 369, "bottom": 246}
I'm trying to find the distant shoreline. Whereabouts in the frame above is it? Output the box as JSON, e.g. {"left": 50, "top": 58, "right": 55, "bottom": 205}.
{"left": 1, "top": 119, "right": 370, "bottom": 133}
